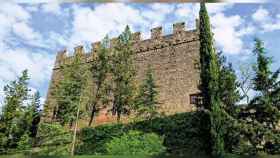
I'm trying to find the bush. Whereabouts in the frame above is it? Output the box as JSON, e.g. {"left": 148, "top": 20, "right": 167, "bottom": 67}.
{"left": 35, "top": 123, "right": 72, "bottom": 156}
{"left": 76, "top": 112, "right": 208, "bottom": 155}
{"left": 17, "top": 133, "right": 32, "bottom": 151}
{"left": 105, "top": 130, "right": 165, "bottom": 155}
{"left": 76, "top": 123, "right": 127, "bottom": 154}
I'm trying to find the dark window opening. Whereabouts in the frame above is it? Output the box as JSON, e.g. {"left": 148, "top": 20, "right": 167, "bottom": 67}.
{"left": 190, "top": 93, "right": 203, "bottom": 105}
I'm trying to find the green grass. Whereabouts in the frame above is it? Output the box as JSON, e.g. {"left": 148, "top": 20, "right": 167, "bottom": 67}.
{"left": 1, "top": 154, "right": 280, "bottom": 158}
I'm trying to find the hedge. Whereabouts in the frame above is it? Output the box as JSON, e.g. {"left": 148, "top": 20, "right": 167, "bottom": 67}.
{"left": 76, "top": 111, "right": 209, "bottom": 155}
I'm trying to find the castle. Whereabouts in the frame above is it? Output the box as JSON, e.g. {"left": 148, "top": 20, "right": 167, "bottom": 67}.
{"left": 42, "top": 20, "right": 201, "bottom": 125}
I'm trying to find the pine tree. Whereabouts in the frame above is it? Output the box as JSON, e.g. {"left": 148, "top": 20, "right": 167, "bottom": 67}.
{"left": 55, "top": 52, "right": 86, "bottom": 127}
{"left": 111, "top": 26, "right": 136, "bottom": 122}
{"left": 250, "top": 38, "right": 280, "bottom": 129}
{"left": 88, "top": 36, "right": 111, "bottom": 126}
{"left": 218, "top": 52, "right": 241, "bottom": 116}
{"left": 199, "top": 3, "right": 226, "bottom": 157}
{"left": 0, "top": 70, "right": 30, "bottom": 148}
{"left": 135, "top": 66, "right": 159, "bottom": 120}
{"left": 25, "top": 91, "right": 41, "bottom": 138}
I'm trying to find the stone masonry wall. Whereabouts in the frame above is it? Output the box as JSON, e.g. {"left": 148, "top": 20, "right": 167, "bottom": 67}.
{"left": 42, "top": 20, "right": 201, "bottom": 125}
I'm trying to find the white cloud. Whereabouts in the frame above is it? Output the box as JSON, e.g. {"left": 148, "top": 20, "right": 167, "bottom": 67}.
{"left": 69, "top": 3, "right": 149, "bottom": 49}
{"left": 0, "top": 48, "right": 54, "bottom": 87}
{"left": 211, "top": 13, "right": 244, "bottom": 54}
{"left": 175, "top": 3, "right": 251, "bottom": 55}
{"left": 206, "top": 3, "right": 233, "bottom": 15}
{"left": 41, "top": 2, "right": 62, "bottom": 15}
{"left": 13, "top": 22, "right": 42, "bottom": 41}
{"left": 252, "top": 7, "right": 270, "bottom": 22}
{"left": 203, "top": 3, "right": 255, "bottom": 55}
{"left": 252, "top": 7, "right": 280, "bottom": 32}
{"left": 0, "top": 2, "right": 55, "bottom": 106}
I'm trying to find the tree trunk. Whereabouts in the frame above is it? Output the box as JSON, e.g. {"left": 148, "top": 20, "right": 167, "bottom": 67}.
{"left": 88, "top": 85, "right": 101, "bottom": 126}
{"left": 88, "top": 106, "right": 96, "bottom": 126}
{"left": 71, "top": 100, "right": 81, "bottom": 157}
{"left": 117, "top": 113, "right": 121, "bottom": 123}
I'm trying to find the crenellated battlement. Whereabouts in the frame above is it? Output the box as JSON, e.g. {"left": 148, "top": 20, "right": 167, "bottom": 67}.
{"left": 54, "top": 20, "right": 199, "bottom": 69}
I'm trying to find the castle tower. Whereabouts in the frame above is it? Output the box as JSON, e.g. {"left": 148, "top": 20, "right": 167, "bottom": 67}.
{"left": 42, "top": 20, "right": 201, "bottom": 125}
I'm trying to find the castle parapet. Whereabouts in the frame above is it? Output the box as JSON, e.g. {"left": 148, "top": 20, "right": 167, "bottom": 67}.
{"left": 132, "top": 32, "right": 141, "bottom": 42}
{"left": 55, "top": 49, "right": 67, "bottom": 68}
{"left": 92, "top": 42, "right": 101, "bottom": 53}
{"left": 74, "top": 45, "right": 84, "bottom": 55}
{"left": 151, "top": 26, "right": 162, "bottom": 39}
{"left": 173, "top": 22, "right": 185, "bottom": 34}
{"left": 54, "top": 21, "right": 200, "bottom": 68}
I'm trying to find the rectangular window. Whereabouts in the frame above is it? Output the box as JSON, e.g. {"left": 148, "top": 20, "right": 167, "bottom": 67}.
{"left": 190, "top": 93, "right": 203, "bottom": 105}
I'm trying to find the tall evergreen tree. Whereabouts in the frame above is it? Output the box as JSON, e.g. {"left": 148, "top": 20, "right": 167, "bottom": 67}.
{"left": 249, "top": 38, "right": 280, "bottom": 129}
{"left": 199, "top": 3, "right": 226, "bottom": 157}
{"left": 25, "top": 91, "right": 41, "bottom": 138}
{"left": 55, "top": 52, "right": 86, "bottom": 127}
{"left": 0, "top": 70, "right": 30, "bottom": 148}
{"left": 111, "top": 26, "right": 136, "bottom": 122}
{"left": 135, "top": 66, "right": 159, "bottom": 120}
{"left": 88, "top": 36, "right": 111, "bottom": 126}
{"left": 218, "top": 52, "right": 241, "bottom": 116}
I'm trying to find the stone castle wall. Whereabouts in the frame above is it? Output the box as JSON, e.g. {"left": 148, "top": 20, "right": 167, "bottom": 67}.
{"left": 42, "top": 20, "right": 201, "bottom": 125}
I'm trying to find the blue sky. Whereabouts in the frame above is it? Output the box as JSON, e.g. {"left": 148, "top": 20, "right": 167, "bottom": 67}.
{"left": 0, "top": 2, "right": 280, "bottom": 106}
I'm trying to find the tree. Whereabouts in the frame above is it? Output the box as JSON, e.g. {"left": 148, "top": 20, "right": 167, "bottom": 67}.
{"left": 239, "top": 63, "right": 254, "bottom": 105}
{"left": 0, "top": 70, "right": 30, "bottom": 148}
{"left": 28, "top": 91, "right": 41, "bottom": 139}
{"left": 111, "top": 26, "right": 137, "bottom": 122}
{"left": 20, "top": 91, "right": 41, "bottom": 139}
{"left": 218, "top": 52, "right": 241, "bottom": 116}
{"left": 249, "top": 38, "right": 280, "bottom": 129}
{"left": 88, "top": 36, "right": 111, "bottom": 126}
{"left": 135, "top": 66, "right": 159, "bottom": 120}
{"left": 199, "top": 3, "right": 226, "bottom": 157}
{"left": 36, "top": 123, "right": 72, "bottom": 156}
{"left": 55, "top": 52, "right": 87, "bottom": 127}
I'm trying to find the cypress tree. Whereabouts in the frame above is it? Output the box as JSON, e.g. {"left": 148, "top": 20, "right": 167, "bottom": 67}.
{"left": 199, "top": 3, "right": 226, "bottom": 157}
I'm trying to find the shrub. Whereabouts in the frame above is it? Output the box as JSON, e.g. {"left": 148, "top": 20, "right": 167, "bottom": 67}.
{"left": 76, "top": 123, "right": 127, "bottom": 154}
{"left": 17, "top": 133, "right": 32, "bottom": 151}
{"left": 35, "top": 123, "right": 72, "bottom": 156}
{"left": 105, "top": 130, "right": 165, "bottom": 155}
{"left": 76, "top": 112, "right": 208, "bottom": 155}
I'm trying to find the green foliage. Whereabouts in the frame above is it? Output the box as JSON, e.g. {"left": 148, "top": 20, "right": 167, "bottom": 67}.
{"left": 76, "top": 112, "right": 208, "bottom": 155}
{"left": 248, "top": 38, "right": 280, "bottom": 129}
{"left": 111, "top": 26, "right": 137, "bottom": 121}
{"left": 0, "top": 70, "right": 30, "bottom": 151}
{"left": 36, "top": 123, "right": 72, "bottom": 156}
{"left": 233, "top": 38, "right": 280, "bottom": 156}
{"left": 105, "top": 130, "right": 165, "bottom": 155}
{"left": 55, "top": 52, "right": 87, "bottom": 126}
{"left": 217, "top": 53, "right": 241, "bottom": 117}
{"left": 76, "top": 124, "right": 127, "bottom": 154}
{"left": 135, "top": 66, "right": 159, "bottom": 120}
{"left": 199, "top": 3, "right": 226, "bottom": 157}
{"left": 27, "top": 91, "right": 41, "bottom": 138}
{"left": 88, "top": 36, "right": 111, "bottom": 126}
{"left": 17, "top": 133, "right": 32, "bottom": 151}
